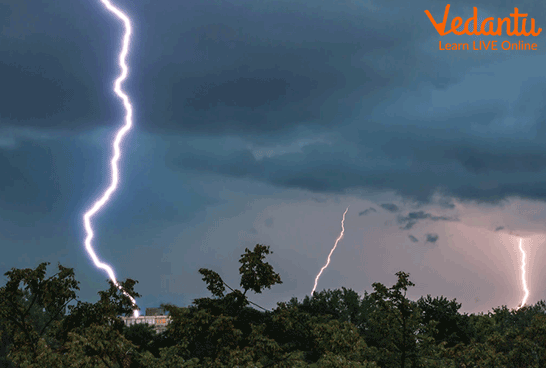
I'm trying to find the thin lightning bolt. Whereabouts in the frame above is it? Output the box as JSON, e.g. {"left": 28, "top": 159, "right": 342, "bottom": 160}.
{"left": 83, "top": 0, "right": 139, "bottom": 317}
{"left": 311, "top": 206, "right": 349, "bottom": 296}
{"left": 517, "top": 237, "right": 529, "bottom": 310}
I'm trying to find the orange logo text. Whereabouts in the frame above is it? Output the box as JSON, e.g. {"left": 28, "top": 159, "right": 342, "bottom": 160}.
{"left": 424, "top": 4, "right": 541, "bottom": 36}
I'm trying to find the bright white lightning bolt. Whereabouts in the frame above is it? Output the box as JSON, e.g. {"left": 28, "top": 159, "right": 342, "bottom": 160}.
{"left": 83, "top": 0, "right": 139, "bottom": 317}
{"left": 517, "top": 237, "right": 529, "bottom": 310}
{"left": 311, "top": 206, "right": 349, "bottom": 296}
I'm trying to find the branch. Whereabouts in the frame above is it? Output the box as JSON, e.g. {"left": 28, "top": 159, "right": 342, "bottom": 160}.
{"left": 22, "top": 285, "right": 39, "bottom": 321}
{"left": 38, "top": 298, "right": 74, "bottom": 337}
{"left": 4, "top": 310, "right": 37, "bottom": 358}
{"left": 222, "top": 281, "right": 271, "bottom": 312}
{"left": 98, "top": 353, "right": 113, "bottom": 368}
{"left": 222, "top": 281, "right": 235, "bottom": 293}
{"left": 8, "top": 292, "right": 39, "bottom": 358}
{"left": 44, "top": 272, "right": 61, "bottom": 284}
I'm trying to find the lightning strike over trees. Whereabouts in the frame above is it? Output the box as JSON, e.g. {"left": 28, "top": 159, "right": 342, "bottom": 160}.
{"left": 311, "top": 206, "right": 349, "bottom": 296}
{"left": 517, "top": 237, "right": 529, "bottom": 310}
{"left": 82, "top": 0, "right": 139, "bottom": 317}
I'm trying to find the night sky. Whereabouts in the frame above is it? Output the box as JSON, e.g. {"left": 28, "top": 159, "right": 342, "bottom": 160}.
{"left": 2, "top": 0, "right": 546, "bottom": 315}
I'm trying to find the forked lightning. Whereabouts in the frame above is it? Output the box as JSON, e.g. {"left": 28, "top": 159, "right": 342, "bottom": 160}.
{"left": 311, "top": 207, "right": 349, "bottom": 296}
{"left": 83, "top": 0, "right": 139, "bottom": 317}
{"left": 517, "top": 237, "right": 529, "bottom": 310}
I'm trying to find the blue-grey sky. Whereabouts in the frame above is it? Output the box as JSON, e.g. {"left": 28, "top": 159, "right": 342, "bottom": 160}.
{"left": 2, "top": 0, "right": 546, "bottom": 315}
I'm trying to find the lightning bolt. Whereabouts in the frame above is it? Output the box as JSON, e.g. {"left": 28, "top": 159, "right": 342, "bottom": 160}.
{"left": 517, "top": 237, "right": 529, "bottom": 310}
{"left": 311, "top": 206, "right": 349, "bottom": 296}
{"left": 83, "top": 0, "right": 139, "bottom": 317}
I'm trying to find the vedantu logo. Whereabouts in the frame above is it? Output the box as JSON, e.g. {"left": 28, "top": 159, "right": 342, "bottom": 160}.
{"left": 424, "top": 4, "right": 542, "bottom": 51}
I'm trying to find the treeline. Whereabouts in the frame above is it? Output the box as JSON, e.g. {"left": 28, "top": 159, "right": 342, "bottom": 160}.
{"left": 1, "top": 244, "right": 546, "bottom": 367}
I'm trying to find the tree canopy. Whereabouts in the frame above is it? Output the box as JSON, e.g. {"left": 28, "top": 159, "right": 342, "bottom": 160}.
{"left": 1, "top": 244, "right": 545, "bottom": 367}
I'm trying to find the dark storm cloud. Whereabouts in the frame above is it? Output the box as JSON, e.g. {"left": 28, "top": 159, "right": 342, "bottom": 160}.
{"left": 380, "top": 204, "right": 399, "bottom": 213}
{"left": 172, "top": 149, "right": 261, "bottom": 178}
{"left": 3, "top": 0, "right": 546, "bottom": 317}
{"left": 425, "top": 233, "right": 439, "bottom": 244}
{"left": 264, "top": 218, "right": 274, "bottom": 228}
{"left": 438, "top": 199, "right": 456, "bottom": 209}
{"left": 398, "top": 211, "right": 457, "bottom": 230}
{"left": 166, "top": 129, "right": 546, "bottom": 205}
{"left": 163, "top": 64, "right": 341, "bottom": 137}
{"left": 359, "top": 207, "right": 377, "bottom": 216}
{"left": 0, "top": 141, "right": 65, "bottom": 215}
{"left": 186, "top": 74, "right": 304, "bottom": 111}
{"left": 5, "top": 0, "right": 546, "bottom": 208}
{"left": 0, "top": 0, "right": 125, "bottom": 131}
{"left": 0, "top": 134, "right": 216, "bottom": 234}
{"left": 1, "top": 0, "right": 439, "bottom": 136}
{"left": 446, "top": 149, "right": 546, "bottom": 175}
{"left": 311, "top": 197, "right": 328, "bottom": 203}
{"left": 139, "top": 0, "right": 438, "bottom": 138}
{"left": 408, "top": 235, "right": 418, "bottom": 243}
{"left": 0, "top": 59, "right": 72, "bottom": 120}
{"left": 495, "top": 226, "right": 505, "bottom": 232}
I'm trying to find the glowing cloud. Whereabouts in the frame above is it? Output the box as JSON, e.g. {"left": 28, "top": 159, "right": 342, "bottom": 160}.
{"left": 311, "top": 206, "right": 349, "bottom": 296}
{"left": 83, "top": 0, "right": 139, "bottom": 318}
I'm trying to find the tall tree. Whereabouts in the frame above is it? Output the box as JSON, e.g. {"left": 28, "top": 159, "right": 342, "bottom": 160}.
{"left": 366, "top": 271, "right": 425, "bottom": 368}
{"left": 160, "top": 244, "right": 284, "bottom": 366}
{"left": 417, "top": 295, "right": 473, "bottom": 348}
{"left": 0, "top": 262, "right": 79, "bottom": 363}
{"left": 0, "top": 262, "right": 141, "bottom": 367}
{"left": 293, "top": 287, "right": 363, "bottom": 326}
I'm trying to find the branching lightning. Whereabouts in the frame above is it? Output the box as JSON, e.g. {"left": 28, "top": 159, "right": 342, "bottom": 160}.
{"left": 83, "top": 0, "right": 139, "bottom": 317}
{"left": 311, "top": 206, "right": 349, "bottom": 296}
{"left": 517, "top": 237, "right": 529, "bottom": 310}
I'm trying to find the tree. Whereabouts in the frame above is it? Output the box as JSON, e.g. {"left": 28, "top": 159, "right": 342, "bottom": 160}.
{"left": 481, "top": 304, "right": 545, "bottom": 367}
{"left": 1, "top": 287, "right": 66, "bottom": 367}
{"left": 444, "top": 340, "right": 507, "bottom": 367}
{"left": 0, "top": 262, "right": 141, "bottom": 367}
{"left": 311, "top": 319, "right": 377, "bottom": 368}
{"left": 417, "top": 295, "right": 473, "bottom": 348}
{"left": 198, "top": 244, "right": 282, "bottom": 303}
{"left": 238, "top": 244, "right": 282, "bottom": 296}
{"left": 122, "top": 323, "right": 157, "bottom": 355}
{"left": 0, "top": 318, "right": 16, "bottom": 368}
{"left": 7, "top": 251, "right": 546, "bottom": 367}
{"left": 523, "top": 312, "right": 546, "bottom": 367}
{"left": 0, "top": 262, "right": 79, "bottom": 364}
{"left": 268, "top": 301, "right": 318, "bottom": 364}
{"left": 159, "top": 244, "right": 283, "bottom": 366}
{"left": 293, "top": 287, "right": 363, "bottom": 327}
{"left": 366, "top": 271, "right": 425, "bottom": 368}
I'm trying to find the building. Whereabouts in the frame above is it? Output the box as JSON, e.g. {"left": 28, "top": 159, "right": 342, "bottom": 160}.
{"left": 121, "top": 307, "right": 171, "bottom": 334}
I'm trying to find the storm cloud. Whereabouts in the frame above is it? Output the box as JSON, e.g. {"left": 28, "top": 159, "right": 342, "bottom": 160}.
{"left": 4, "top": 0, "right": 546, "bottom": 205}
{"left": 380, "top": 204, "right": 400, "bottom": 213}
{"left": 425, "top": 233, "right": 439, "bottom": 244}
{"left": 397, "top": 211, "right": 458, "bottom": 230}
{"left": 4, "top": 0, "right": 546, "bottom": 316}
{"left": 359, "top": 207, "right": 377, "bottom": 216}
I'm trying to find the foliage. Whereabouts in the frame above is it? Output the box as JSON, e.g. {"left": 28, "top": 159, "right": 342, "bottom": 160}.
{"left": 417, "top": 294, "right": 473, "bottom": 348}
{"left": 2, "top": 245, "right": 546, "bottom": 368}
{"left": 122, "top": 323, "right": 156, "bottom": 354}
{"left": 365, "top": 271, "right": 423, "bottom": 368}
{"left": 0, "top": 262, "right": 79, "bottom": 365}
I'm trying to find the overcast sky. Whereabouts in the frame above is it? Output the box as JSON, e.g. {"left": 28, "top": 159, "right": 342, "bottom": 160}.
{"left": 2, "top": 0, "right": 546, "bottom": 316}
